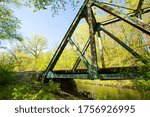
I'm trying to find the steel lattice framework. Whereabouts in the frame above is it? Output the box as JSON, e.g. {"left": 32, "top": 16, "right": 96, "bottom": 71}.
{"left": 42, "top": 0, "right": 150, "bottom": 82}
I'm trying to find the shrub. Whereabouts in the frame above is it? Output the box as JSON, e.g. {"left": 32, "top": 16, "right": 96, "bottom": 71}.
{"left": 132, "top": 62, "right": 150, "bottom": 99}
{"left": 0, "top": 85, "right": 14, "bottom": 99}
{"left": 49, "top": 80, "right": 61, "bottom": 95}
{"left": 0, "top": 62, "right": 15, "bottom": 85}
{"left": 32, "top": 89, "right": 55, "bottom": 100}
{"left": 12, "top": 84, "right": 55, "bottom": 100}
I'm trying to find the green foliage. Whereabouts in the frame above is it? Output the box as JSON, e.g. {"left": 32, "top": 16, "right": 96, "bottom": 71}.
{"left": 132, "top": 79, "right": 150, "bottom": 99}
{"left": 0, "top": 59, "right": 15, "bottom": 85}
{"left": 12, "top": 84, "right": 55, "bottom": 100}
{"left": 26, "top": 0, "right": 79, "bottom": 15}
{"left": 0, "top": 85, "right": 14, "bottom": 99}
{"left": 22, "top": 34, "right": 48, "bottom": 59}
{"left": 32, "top": 89, "right": 55, "bottom": 100}
{"left": 12, "top": 85, "right": 34, "bottom": 100}
{"left": 10, "top": 74, "right": 60, "bottom": 100}
{"left": 132, "top": 62, "right": 150, "bottom": 99}
{"left": 126, "top": 0, "right": 139, "bottom": 11}
{"left": 49, "top": 80, "right": 61, "bottom": 95}
{"left": 139, "top": 63, "right": 150, "bottom": 80}
{"left": 0, "top": 0, "right": 150, "bottom": 100}
{"left": 0, "top": 1, "right": 22, "bottom": 41}
{"left": 0, "top": 65, "right": 60, "bottom": 100}
{"left": 4, "top": 34, "right": 49, "bottom": 71}
{"left": 133, "top": 63, "right": 150, "bottom": 88}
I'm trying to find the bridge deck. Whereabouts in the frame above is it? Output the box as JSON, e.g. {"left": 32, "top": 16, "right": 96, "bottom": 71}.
{"left": 53, "top": 67, "right": 138, "bottom": 74}
{"left": 45, "top": 67, "right": 140, "bottom": 80}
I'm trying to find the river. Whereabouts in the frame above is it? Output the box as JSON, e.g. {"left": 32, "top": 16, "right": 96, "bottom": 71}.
{"left": 76, "top": 81, "right": 150, "bottom": 100}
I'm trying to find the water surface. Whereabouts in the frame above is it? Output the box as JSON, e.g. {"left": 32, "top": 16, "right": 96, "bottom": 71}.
{"left": 76, "top": 82, "right": 150, "bottom": 100}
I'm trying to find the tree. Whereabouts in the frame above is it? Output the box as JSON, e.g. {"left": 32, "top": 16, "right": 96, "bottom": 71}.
{"left": 26, "top": 0, "right": 79, "bottom": 15}
{"left": 1, "top": 34, "right": 48, "bottom": 71}
{"left": 20, "top": 34, "right": 48, "bottom": 70}
{"left": 0, "top": 0, "right": 79, "bottom": 43}
{"left": 0, "top": 0, "right": 22, "bottom": 41}
{"left": 22, "top": 34, "right": 47, "bottom": 59}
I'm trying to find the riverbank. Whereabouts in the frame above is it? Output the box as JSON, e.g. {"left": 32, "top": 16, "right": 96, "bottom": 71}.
{"left": 75, "top": 79, "right": 135, "bottom": 89}
{"left": 0, "top": 73, "right": 86, "bottom": 100}
{"left": 1, "top": 71, "right": 150, "bottom": 100}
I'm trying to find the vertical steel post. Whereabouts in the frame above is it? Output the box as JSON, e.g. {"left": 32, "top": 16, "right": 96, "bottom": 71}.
{"left": 87, "top": 2, "right": 98, "bottom": 79}
{"left": 97, "top": 31, "right": 105, "bottom": 68}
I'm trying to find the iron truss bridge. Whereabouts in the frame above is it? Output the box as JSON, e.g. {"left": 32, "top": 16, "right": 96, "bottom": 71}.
{"left": 42, "top": 0, "right": 150, "bottom": 82}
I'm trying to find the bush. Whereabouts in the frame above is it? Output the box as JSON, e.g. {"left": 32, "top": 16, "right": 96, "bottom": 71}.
{"left": 0, "top": 62, "right": 14, "bottom": 85}
{"left": 132, "top": 62, "right": 150, "bottom": 99}
{"left": 32, "top": 89, "right": 55, "bottom": 100}
{"left": 0, "top": 85, "right": 14, "bottom": 99}
{"left": 12, "top": 85, "right": 34, "bottom": 100}
{"left": 49, "top": 80, "right": 61, "bottom": 95}
{"left": 12, "top": 84, "right": 55, "bottom": 100}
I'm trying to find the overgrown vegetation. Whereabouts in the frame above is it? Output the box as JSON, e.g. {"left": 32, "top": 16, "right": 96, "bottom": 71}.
{"left": 132, "top": 62, "right": 150, "bottom": 99}
{"left": 0, "top": 60, "right": 15, "bottom": 85}
{"left": 0, "top": 71, "right": 61, "bottom": 100}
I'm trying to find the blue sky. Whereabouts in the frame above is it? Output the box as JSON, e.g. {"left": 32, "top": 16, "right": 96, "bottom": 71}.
{"left": 14, "top": 0, "right": 84, "bottom": 50}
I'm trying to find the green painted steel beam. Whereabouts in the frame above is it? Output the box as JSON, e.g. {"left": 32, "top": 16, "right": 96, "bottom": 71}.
{"left": 43, "top": 0, "right": 89, "bottom": 79}
{"left": 73, "top": 6, "right": 98, "bottom": 70}
{"left": 68, "top": 37, "right": 90, "bottom": 69}
{"left": 93, "top": 1, "right": 150, "bottom": 35}
{"left": 86, "top": 3, "right": 98, "bottom": 79}
{"left": 136, "top": 0, "right": 144, "bottom": 19}
{"left": 96, "top": 25, "right": 148, "bottom": 64}
{"left": 99, "top": 73, "right": 140, "bottom": 80}
{"left": 100, "top": 2, "right": 135, "bottom": 11}
{"left": 97, "top": 31, "right": 105, "bottom": 68}
{"left": 47, "top": 71, "right": 88, "bottom": 79}
{"left": 46, "top": 71, "right": 140, "bottom": 80}
{"left": 73, "top": 4, "right": 98, "bottom": 70}
{"left": 72, "top": 37, "right": 91, "bottom": 70}
{"left": 100, "top": 7, "right": 150, "bottom": 26}
{"left": 137, "top": 0, "right": 144, "bottom": 11}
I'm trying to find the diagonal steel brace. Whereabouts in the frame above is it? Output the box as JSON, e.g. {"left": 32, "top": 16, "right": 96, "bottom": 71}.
{"left": 93, "top": 1, "right": 150, "bottom": 35}
{"left": 68, "top": 37, "right": 90, "bottom": 69}
{"left": 42, "top": 0, "right": 89, "bottom": 79}
{"left": 72, "top": 37, "right": 91, "bottom": 70}
{"left": 96, "top": 24, "right": 148, "bottom": 64}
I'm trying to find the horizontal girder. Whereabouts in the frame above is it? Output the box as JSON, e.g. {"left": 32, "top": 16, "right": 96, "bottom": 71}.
{"left": 46, "top": 67, "right": 140, "bottom": 80}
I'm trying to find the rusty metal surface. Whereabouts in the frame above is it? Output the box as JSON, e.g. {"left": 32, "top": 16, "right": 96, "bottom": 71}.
{"left": 86, "top": 3, "right": 98, "bottom": 79}
{"left": 100, "top": 7, "right": 150, "bottom": 26}
{"left": 93, "top": 1, "right": 150, "bottom": 35}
